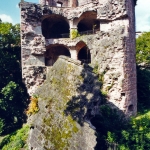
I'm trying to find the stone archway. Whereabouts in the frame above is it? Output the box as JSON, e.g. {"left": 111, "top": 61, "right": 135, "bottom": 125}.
{"left": 77, "top": 11, "right": 100, "bottom": 33}
{"left": 45, "top": 44, "right": 71, "bottom": 66}
{"left": 78, "top": 46, "right": 91, "bottom": 64}
{"left": 42, "top": 14, "right": 69, "bottom": 39}
{"left": 76, "top": 41, "right": 91, "bottom": 64}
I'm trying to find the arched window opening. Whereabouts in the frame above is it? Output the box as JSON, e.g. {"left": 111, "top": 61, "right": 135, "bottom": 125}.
{"left": 45, "top": 45, "right": 71, "bottom": 66}
{"left": 42, "top": 15, "right": 69, "bottom": 39}
{"left": 77, "top": 11, "right": 100, "bottom": 34}
{"left": 78, "top": 46, "right": 91, "bottom": 64}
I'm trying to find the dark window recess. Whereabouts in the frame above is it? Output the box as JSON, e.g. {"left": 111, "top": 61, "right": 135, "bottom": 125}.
{"left": 128, "top": 105, "right": 134, "bottom": 111}
{"left": 121, "top": 93, "right": 125, "bottom": 96}
{"left": 42, "top": 15, "right": 69, "bottom": 39}
{"left": 77, "top": 11, "right": 100, "bottom": 33}
{"left": 78, "top": 46, "right": 91, "bottom": 64}
{"left": 45, "top": 45, "right": 71, "bottom": 66}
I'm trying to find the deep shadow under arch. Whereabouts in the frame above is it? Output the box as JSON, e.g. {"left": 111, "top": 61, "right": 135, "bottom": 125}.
{"left": 78, "top": 46, "right": 91, "bottom": 64}
{"left": 76, "top": 41, "right": 91, "bottom": 64}
{"left": 77, "top": 11, "right": 100, "bottom": 32}
{"left": 45, "top": 45, "right": 71, "bottom": 66}
{"left": 42, "top": 14, "right": 69, "bottom": 39}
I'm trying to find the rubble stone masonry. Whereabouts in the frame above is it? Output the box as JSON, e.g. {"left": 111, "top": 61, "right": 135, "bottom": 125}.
{"left": 20, "top": 0, "right": 137, "bottom": 149}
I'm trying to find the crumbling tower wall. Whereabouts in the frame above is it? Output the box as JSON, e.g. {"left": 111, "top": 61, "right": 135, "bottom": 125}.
{"left": 20, "top": 0, "right": 137, "bottom": 149}
{"left": 20, "top": 0, "right": 137, "bottom": 123}
{"left": 20, "top": 0, "right": 137, "bottom": 116}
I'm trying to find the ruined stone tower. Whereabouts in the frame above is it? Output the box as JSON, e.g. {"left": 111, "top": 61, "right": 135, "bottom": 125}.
{"left": 20, "top": 0, "right": 137, "bottom": 149}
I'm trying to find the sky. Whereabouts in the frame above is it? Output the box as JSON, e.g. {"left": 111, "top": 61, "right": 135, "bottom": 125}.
{"left": 0, "top": 0, "right": 38, "bottom": 24}
{"left": 0, "top": 0, "right": 150, "bottom": 32}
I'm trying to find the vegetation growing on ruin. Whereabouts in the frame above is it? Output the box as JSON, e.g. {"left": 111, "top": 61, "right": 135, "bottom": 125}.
{"left": 70, "top": 29, "right": 80, "bottom": 39}
{"left": 43, "top": 113, "right": 78, "bottom": 150}
{"left": 92, "top": 63, "right": 108, "bottom": 103}
{"left": 26, "top": 96, "right": 39, "bottom": 115}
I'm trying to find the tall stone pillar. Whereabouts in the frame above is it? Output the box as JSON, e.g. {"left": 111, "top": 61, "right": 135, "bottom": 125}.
{"left": 70, "top": 47, "right": 78, "bottom": 60}
{"left": 69, "top": 20, "right": 78, "bottom": 39}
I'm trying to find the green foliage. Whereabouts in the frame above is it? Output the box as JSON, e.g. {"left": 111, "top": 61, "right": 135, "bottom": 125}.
{"left": 92, "top": 106, "right": 150, "bottom": 150}
{"left": 0, "top": 22, "right": 20, "bottom": 47}
{"left": 0, "top": 119, "right": 5, "bottom": 135}
{"left": 0, "top": 21, "right": 29, "bottom": 135}
{"left": 0, "top": 125, "right": 29, "bottom": 150}
{"left": 136, "top": 32, "right": 150, "bottom": 112}
{"left": 93, "top": 63, "right": 99, "bottom": 74}
{"left": 70, "top": 29, "right": 80, "bottom": 39}
{"left": 136, "top": 66, "right": 150, "bottom": 112}
{"left": 136, "top": 32, "right": 150, "bottom": 64}
{"left": 117, "top": 112, "right": 150, "bottom": 150}
{"left": 1, "top": 81, "right": 18, "bottom": 101}
{"left": 91, "top": 105, "right": 127, "bottom": 149}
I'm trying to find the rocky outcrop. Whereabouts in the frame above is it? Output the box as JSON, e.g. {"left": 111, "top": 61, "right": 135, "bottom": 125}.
{"left": 28, "top": 56, "right": 102, "bottom": 150}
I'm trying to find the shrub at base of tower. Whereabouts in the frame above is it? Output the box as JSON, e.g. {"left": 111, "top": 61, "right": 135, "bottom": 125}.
{"left": 91, "top": 105, "right": 150, "bottom": 150}
{"left": 0, "top": 125, "right": 29, "bottom": 150}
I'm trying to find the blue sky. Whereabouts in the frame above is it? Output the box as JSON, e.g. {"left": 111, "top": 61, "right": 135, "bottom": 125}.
{"left": 0, "top": 0, "right": 38, "bottom": 24}
{"left": 0, "top": 0, "right": 150, "bottom": 32}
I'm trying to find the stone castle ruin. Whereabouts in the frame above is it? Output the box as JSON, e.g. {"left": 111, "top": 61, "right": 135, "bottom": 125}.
{"left": 20, "top": 0, "right": 137, "bottom": 149}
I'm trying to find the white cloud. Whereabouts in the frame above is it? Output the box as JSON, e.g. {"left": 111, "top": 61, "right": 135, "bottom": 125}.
{"left": 0, "top": 14, "right": 13, "bottom": 23}
{"left": 135, "top": 0, "right": 150, "bottom": 31}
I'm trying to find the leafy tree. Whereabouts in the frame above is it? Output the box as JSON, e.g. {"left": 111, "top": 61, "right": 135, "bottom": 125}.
{"left": 136, "top": 32, "right": 150, "bottom": 65}
{"left": 0, "top": 21, "right": 29, "bottom": 135}
{"left": 91, "top": 105, "right": 150, "bottom": 150}
{"left": 0, "top": 22, "right": 20, "bottom": 47}
{"left": 136, "top": 32, "right": 150, "bottom": 111}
